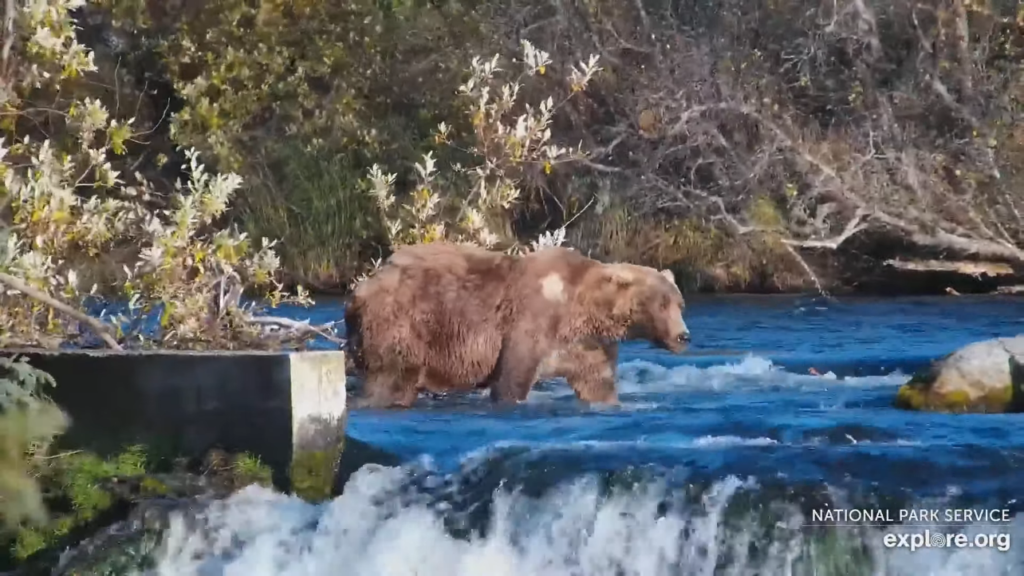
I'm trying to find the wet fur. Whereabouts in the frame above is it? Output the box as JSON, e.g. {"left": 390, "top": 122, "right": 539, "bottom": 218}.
{"left": 345, "top": 242, "right": 688, "bottom": 408}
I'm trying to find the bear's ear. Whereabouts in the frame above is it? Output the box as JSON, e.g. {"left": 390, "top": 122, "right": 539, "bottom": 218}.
{"left": 659, "top": 269, "right": 675, "bottom": 284}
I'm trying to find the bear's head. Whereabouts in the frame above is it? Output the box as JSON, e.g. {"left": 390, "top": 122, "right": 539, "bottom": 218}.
{"left": 599, "top": 264, "right": 690, "bottom": 353}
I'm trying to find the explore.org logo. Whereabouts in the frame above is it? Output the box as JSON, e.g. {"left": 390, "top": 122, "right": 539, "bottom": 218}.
{"left": 882, "top": 530, "right": 1011, "bottom": 552}
{"left": 805, "top": 506, "right": 1015, "bottom": 553}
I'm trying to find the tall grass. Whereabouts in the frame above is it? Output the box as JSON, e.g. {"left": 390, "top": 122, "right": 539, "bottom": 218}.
{"left": 237, "top": 142, "right": 386, "bottom": 291}
{"left": 568, "top": 204, "right": 809, "bottom": 293}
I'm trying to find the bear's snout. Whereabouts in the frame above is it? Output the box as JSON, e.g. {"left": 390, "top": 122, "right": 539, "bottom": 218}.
{"left": 657, "top": 314, "right": 690, "bottom": 353}
{"left": 662, "top": 330, "right": 690, "bottom": 353}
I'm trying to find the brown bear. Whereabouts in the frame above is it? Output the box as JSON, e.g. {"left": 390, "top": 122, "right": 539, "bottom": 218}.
{"left": 535, "top": 336, "right": 622, "bottom": 404}
{"left": 344, "top": 241, "right": 690, "bottom": 408}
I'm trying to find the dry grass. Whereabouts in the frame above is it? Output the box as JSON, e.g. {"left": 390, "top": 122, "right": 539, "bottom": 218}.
{"left": 568, "top": 205, "right": 811, "bottom": 293}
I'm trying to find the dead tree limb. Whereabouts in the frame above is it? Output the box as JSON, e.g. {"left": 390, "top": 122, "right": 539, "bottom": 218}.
{"left": 0, "top": 271, "right": 123, "bottom": 350}
{"left": 248, "top": 316, "right": 346, "bottom": 348}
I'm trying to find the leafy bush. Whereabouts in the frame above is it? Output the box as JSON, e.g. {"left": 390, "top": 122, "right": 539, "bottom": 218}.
{"left": 365, "top": 40, "right": 602, "bottom": 259}
{"left": 0, "top": 356, "right": 67, "bottom": 532}
{"left": 0, "top": 0, "right": 321, "bottom": 350}
{"left": 157, "top": 0, "right": 483, "bottom": 175}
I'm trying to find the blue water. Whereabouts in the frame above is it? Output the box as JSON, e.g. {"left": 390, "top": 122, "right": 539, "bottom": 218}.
{"left": 150, "top": 295, "right": 1024, "bottom": 575}
{"left": 329, "top": 295, "right": 1024, "bottom": 487}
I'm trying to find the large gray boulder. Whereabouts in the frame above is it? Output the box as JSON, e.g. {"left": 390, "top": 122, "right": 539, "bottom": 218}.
{"left": 894, "top": 335, "right": 1024, "bottom": 413}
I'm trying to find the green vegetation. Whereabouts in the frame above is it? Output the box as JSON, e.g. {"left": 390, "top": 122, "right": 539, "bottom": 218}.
{"left": 568, "top": 204, "right": 809, "bottom": 293}
{"left": 232, "top": 453, "right": 275, "bottom": 490}
{"left": 4, "top": 0, "right": 1022, "bottom": 314}
{"left": 2, "top": 441, "right": 276, "bottom": 568}
{"left": 74, "top": 0, "right": 1024, "bottom": 294}
{"left": 289, "top": 448, "right": 341, "bottom": 503}
{"left": 0, "top": 353, "right": 275, "bottom": 570}
{"left": 9, "top": 445, "right": 149, "bottom": 563}
{"left": 0, "top": 356, "right": 68, "bottom": 533}
{"left": 236, "top": 141, "right": 387, "bottom": 291}
{"left": 0, "top": 0, "right": 319, "bottom": 352}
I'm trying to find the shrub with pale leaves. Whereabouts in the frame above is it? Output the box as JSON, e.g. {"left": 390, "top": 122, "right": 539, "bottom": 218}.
{"left": 0, "top": 0, "right": 315, "bottom": 350}
{"left": 365, "top": 40, "right": 601, "bottom": 260}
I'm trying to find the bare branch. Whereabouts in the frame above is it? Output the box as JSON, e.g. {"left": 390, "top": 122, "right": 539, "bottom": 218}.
{"left": 0, "top": 271, "right": 123, "bottom": 350}
{"left": 783, "top": 242, "right": 830, "bottom": 298}
{"left": 0, "top": 0, "right": 14, "bottom": 78}
{"left": 248, "top": 316, "right": 346, "bottom": 348}
{"left": 871, "top": 211, "right": 1024, "bottom": 262}
{"left": 782, "top": 208, "right": 870, "bottom": 249}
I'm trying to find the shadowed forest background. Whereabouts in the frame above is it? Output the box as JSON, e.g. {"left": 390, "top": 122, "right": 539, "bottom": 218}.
{"left": 7, "top": 0, "right": 1024, "bottom": 297}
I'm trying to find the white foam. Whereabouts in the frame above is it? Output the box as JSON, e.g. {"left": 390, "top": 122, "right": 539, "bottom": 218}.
{"left": 411, "top": 355, "right": 904, "bottom": 408}
{"left": 523, "top": 355, "right": 906, "bottom": 404}
{"left": 690, "top": 435, "right": 779, "bottom": 448}
{"left": 148, "top": 465, "right": 1023, "bottom": 576}
{"left": 465, "top": 436, "right": 921, "bottom": 455}
{"left": 612, "top": 355, "right": 906, "bottom": 395}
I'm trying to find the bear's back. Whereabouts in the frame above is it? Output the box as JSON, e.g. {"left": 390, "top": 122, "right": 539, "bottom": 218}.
{"left": 386, "top": 241, "right": 515, "bottom": 280}
{"left": 355, "top": 241, "right": 518, "bottom": 324}
{"left": 514, "top": 246, "right": 603, "bottom": 297}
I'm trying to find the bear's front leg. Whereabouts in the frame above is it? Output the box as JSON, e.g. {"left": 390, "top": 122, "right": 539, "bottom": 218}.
{"left": 539, "top": 339, "right": 621, "bottom": 405}
{"left": 487, "top": 334, "right": 547, "bottom": 403}
{"left": 568, "top": 339, "right": 620, "bottom": 405}
{"left": 568, "top": 373, "right": 620, "bottom": 405}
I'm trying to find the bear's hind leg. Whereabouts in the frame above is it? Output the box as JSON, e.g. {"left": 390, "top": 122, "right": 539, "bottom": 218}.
{"left": 358, "top": 367, "right": 418, "bottom": 409}
{"left": 487, "top": 334, "right": 546, "bottom": 403}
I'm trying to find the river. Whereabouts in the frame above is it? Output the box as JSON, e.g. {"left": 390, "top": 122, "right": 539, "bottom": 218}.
{"left": 149, "top": 295, "right": 1024, "bottom": 575}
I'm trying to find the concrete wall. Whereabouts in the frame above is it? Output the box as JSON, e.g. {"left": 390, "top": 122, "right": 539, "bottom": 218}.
{"left": 9, "top": 349, "right": 347, "bottom": 499}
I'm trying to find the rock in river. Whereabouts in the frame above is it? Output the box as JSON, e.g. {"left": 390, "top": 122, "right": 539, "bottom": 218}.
{"left": 895, "top": 335, "right": 1024, "bottom": 413}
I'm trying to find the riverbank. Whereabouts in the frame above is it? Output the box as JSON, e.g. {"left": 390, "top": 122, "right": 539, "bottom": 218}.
{"left": 284, "top": 255, "right": 1024, "bottom": 300}
{"left": 269, "top": 224, "right": 1024, "bottom": 299}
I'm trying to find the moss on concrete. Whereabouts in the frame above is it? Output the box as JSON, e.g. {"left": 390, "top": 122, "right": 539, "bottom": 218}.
{"left": 289, "top": 445, "right": 342, "bottom": 502}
